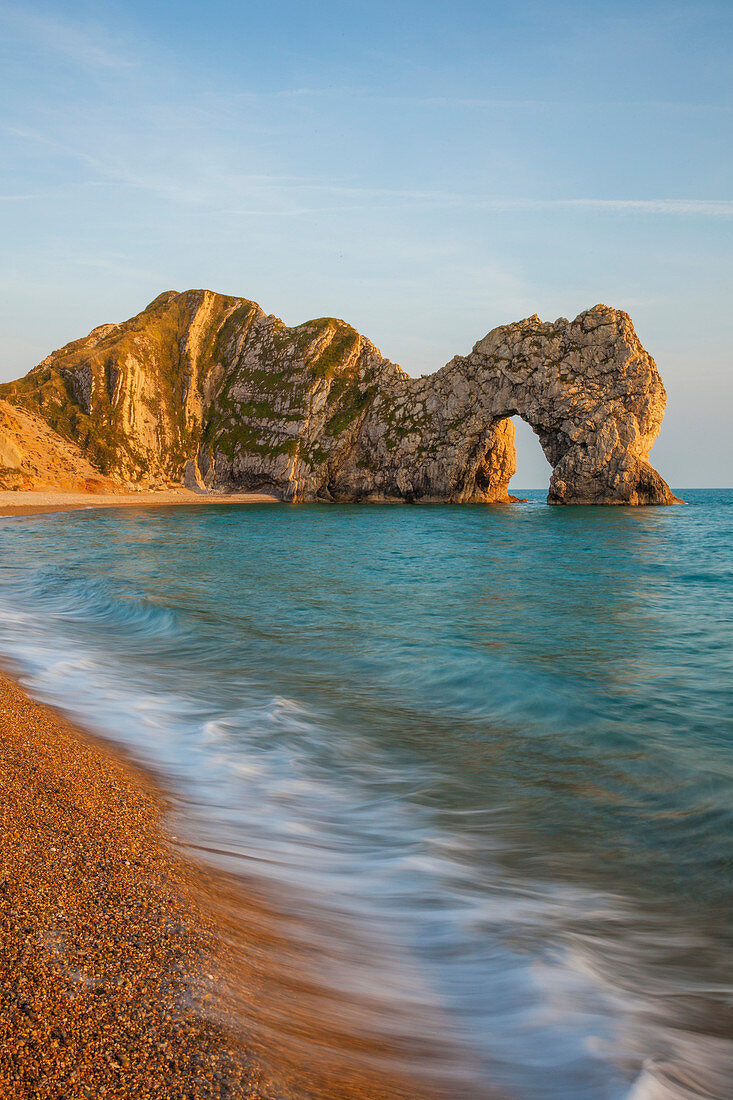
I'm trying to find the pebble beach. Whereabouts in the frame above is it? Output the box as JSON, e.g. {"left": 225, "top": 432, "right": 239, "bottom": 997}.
{"left": 0, "top": 673, "right": 276, "bottom": 1100}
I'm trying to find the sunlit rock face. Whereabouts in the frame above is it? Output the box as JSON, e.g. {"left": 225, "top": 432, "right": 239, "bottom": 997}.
{"left": 415, "top": 303, "right": 677, "bottom": 506}
{"left": 0, "top": 291, "right": 677, "bottom": 505}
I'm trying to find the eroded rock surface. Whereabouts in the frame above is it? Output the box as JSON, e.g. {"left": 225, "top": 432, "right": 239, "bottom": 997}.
{"left": 0, "top": 399, "right": 114, "bottom": 492}
{"left": 0, "top": 290, "right": 677, "bottom": 505}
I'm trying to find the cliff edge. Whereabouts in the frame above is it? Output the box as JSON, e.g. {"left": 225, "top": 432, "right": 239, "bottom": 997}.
{"left": 0, "top": 290, "right": 677, "bottom": 505}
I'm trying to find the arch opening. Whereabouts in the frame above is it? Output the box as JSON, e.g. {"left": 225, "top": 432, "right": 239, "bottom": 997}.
{"left": 509, "top": 416, "right": 553, "bottom": 494}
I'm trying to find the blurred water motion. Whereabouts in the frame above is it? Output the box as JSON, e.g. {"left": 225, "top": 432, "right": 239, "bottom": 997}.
{"left": 1, "top": 490, "right": 731, "bottom": 1098}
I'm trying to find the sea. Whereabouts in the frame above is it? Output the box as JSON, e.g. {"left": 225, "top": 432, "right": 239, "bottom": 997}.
{"left": 1, "top": 489, "right": 731, "bottom": 1099}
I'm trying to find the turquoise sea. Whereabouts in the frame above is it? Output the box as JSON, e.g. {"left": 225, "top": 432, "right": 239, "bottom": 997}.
{"left": 1, "top": 490, "right": 731, "bottom": 1099}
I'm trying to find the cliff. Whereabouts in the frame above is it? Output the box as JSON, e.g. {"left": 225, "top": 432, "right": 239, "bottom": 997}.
{"left": 0, "top": 289, "right": 677, "bottom": 505}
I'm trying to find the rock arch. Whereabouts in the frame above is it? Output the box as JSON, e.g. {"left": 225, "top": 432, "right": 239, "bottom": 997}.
{"left": 336, "top": 304, "right": 677, "bottom": 505}
{"left": 0, "top": 290, "right": 677, "bottom": 506}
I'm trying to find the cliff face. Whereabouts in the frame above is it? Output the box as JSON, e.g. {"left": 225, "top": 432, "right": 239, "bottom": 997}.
{"left": 0, "top": 289, "right": 677, "bottom": 505}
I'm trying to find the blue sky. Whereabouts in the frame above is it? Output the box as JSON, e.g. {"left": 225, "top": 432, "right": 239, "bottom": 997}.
{"left": 1, "top": 0, "right": 731, "bottom": 486}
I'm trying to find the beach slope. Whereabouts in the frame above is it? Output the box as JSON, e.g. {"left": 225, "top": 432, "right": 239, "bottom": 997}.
{"left": 0, "top": 673, "right": 276, "bottom": 1099}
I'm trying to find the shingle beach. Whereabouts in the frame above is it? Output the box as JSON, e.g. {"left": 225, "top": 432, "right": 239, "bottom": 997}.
{"left": 0, "top": 673, "right": 276, "bottom": 1100}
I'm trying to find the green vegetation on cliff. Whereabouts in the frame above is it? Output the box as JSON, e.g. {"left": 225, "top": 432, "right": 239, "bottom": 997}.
{"left": 0, "top": 291, "right": 676, "bottom": 505}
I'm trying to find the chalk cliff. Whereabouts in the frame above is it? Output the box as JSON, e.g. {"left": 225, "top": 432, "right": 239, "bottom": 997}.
{"left": 0, "top": 290, "right": 677, "bottom": 504}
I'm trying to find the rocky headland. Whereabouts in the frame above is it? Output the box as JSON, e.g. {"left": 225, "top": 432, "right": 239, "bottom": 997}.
{"left": 0, "top": 290, "right": 677, "bottom": 505}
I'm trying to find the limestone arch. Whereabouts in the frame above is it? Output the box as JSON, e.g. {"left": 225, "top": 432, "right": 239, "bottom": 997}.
{"left": 459, "top": 407, "right": 571, "bottom": 504}
{"left": 434, "top": 305, "right": 677, "bottom": 505}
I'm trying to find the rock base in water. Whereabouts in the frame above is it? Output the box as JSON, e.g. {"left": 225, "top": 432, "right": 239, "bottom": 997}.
{"left": 0, "top": 292, "right": 677, "bottom": 506}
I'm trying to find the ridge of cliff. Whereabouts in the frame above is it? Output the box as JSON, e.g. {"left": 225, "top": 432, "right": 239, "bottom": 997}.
{"left": 0, "top": 290, "right": 677, "bottom": 505}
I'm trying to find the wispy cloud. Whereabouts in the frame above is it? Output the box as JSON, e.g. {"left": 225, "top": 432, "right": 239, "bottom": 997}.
{"left": 224, "top": 187, "right": 733, "bottom": 219}
{"left": 4, "top": 122, "right": 731, "bottom": 221}
{"left": 0, "top": 2, "right": 137, "bottom": 71}
{"left": 228, "top": 86, "right": 733, "bottom": 114}
{"left": 3, "top": 8, "right": 729, "bottom": 226}
{"left": 477, "top": 197, "right": 733, "bottom": 217}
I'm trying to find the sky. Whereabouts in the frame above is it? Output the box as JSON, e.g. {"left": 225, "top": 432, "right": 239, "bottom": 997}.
{"left": 1, "top": 0, "right": 731, "bottom": 487}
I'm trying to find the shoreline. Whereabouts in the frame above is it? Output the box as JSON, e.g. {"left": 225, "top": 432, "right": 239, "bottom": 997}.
{"left": 0, "top": 671, "right": 276, "bottom": 1099}
{"left": 0, "top": 670, "right": 475, "bottom": 1100}
{"left": 0, "top": 488, "right": 281, "bottom": 518}
{"left": 0, "top": 487, "right": 692, "bottom": 520}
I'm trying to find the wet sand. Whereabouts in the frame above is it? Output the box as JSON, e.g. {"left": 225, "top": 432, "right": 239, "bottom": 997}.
{"left": 0, "top": 488, "right": 281, "bottom": 518}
